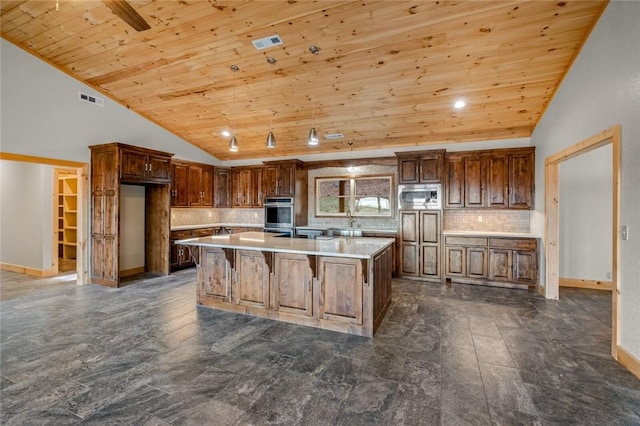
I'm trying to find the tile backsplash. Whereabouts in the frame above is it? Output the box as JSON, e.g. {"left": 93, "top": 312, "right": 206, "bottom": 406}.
{"left": 171, "top": 208, "right": 263, "bottom": 226}
{"left": 443, "top": 209, "right": 530, "bottom": 233}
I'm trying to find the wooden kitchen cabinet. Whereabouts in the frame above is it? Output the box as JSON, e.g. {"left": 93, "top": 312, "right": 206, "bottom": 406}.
{"left": 318, "top": 256, "right": 363, "bottom": 325}
{"left": 446, "top": 235, "right": 538, "bottom": 289}
{"left": 444, "top": 147, "right": 535, "bottom": 210}
{"left": 399, "top": 210, "right": 441, "bottom": 281}
{"left": 231, "top": 166, "right": 263, "bottom": 207}
{"left": 198, "top": 247, "right": 232, "bottom": 303}
{"left": 273, "top": 253, "right": 313, "bottom": 317}
{"left": 234, "top": 250, "right": 270, "bottom": 309}
{"left": 214, "top": 167, "right": 231, "bottom": 208}
{"left": 171, "top": 160, "right": 214, "bottom": 207}
{"left": 263, "top": 160, "right": 302, "bottom": 197}
{"left": 120, "top": 146, "right": 172, "bottom": 184}
{"left": 170, "top": 228, "right": 214, "bottom": 271}
{"left": 396, "top": 150, "right": 445, "bottom": 183}
{"left": 90, "top": 142, "right": 173, "bottom": 287}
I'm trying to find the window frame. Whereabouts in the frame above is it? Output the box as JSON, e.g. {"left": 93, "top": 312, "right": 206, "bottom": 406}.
{"left": 314, "top": 174, "right": 393, "bottom": 218}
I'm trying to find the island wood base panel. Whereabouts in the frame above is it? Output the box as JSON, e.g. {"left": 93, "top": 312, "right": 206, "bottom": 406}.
{"left": 195, "top": 246, "right": 393, "bottom": 337}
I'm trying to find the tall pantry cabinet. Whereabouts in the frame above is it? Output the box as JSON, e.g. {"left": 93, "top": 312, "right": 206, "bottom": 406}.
{"left": 90, "top": 143, "right": 173, "bottom": 288}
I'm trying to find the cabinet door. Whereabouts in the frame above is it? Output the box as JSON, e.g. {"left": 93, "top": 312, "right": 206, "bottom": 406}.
{"left": 509, "top": 151, "right": 534, "bottom": 209}
{"left": 445, "top": 246, "right": 465, "bottom": 277}
{"left": 400, "top": 211, "right": 419, "bottom": 243}
{"left": 489, "top": 248, "right": 512, "bottom": 282}
{"left": 171, "top": 163, "right": 189, "bottom": 207}
{"left": 188, "top": 164, "right": 204, "bottom": 206}
{"left": 444, "top": 155, "right": 464, "bottom": 208}
{"left": 232, "top": 168, "right": 252, "bottom": 207}
{"left": 420, "top": 211, "right": 439, "bottom": 244}
{"left": 274, "top": 253, "right": 313, "bottom": 316}
{"left": 398, "top": 157, "right": 420, "bottom": 184}
{"left": 400, "top": 243, "right": 419, "bottom": 277}
{"left": 214, "top": 168, "right": 231, "bottom": 208}
{"left": 251, "top": 167, "right": 264, "bottom": 207}
{"left": 421, "top": 245, "right": 440, "bottom": 277}
{"left": 263, "top": 165, "right": 279, "bottom": 196}
{"left": 419, "top": 153, "right": 443, "bottom": 183}
{"left": 120, "top": 149, "right": 147, "bottom": 181}
{"left": 201, "top": 166, "right": 214, "bottom": 207}
{"left": 198, "top": 247, "right": 231, "bottom": 302}
{"left": 464, "top": 155, "right": 484, "bottom": 208}
{"left": 234, "top": 250, "right": 269, "bottom": 309}
{"left": 318, "top": 257, "right": 363, "bottom": 325}
{"left": 485, "top": 153, "right": 509, "bottom": 208}
{"left": 466, "top": 247, "right": 488, "bottom": 278}
{"left": 513, "top": 250, "right": 537, "bottom": 284}
{"left": 278, "top": 163, "right": 296, "bottom": 197}
{"left": 147, "top": 154, "right": 172, "bottom": 183}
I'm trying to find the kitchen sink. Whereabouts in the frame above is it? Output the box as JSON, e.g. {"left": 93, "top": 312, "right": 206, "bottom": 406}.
{"left": 324, "top": 228, "right": 363, "bottom": 237}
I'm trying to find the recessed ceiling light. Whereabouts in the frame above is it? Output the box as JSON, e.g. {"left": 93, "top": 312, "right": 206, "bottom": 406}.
{"left": 222, "top": 130, "right": 231, "bottom": 137}
{"left": 454, "top": 100, "right": 466, "bottom": 109}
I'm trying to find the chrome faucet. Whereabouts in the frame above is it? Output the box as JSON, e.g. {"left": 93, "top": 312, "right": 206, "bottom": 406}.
{"left": 346, "top": 208, "right": 355, "bottom": 228}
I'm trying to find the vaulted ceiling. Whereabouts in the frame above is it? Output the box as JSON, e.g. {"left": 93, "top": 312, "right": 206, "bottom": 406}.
{"left": 1, "top": 1, "right": 607, "bottom": 161}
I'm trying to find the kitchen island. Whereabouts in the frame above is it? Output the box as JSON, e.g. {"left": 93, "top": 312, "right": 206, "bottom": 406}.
{"left": 178, "top": 232, "right": 394, "bottom": 337}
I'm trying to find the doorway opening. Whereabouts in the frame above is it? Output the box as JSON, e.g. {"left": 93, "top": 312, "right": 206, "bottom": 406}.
{"left": 544, "top": 124, "right": 620, "bottom": 358}
{"left": 54, "top": 168, "right": 78, "bottom": 276}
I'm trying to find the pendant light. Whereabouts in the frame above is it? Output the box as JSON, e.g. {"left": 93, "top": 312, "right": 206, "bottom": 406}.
{"left": 308, "top": 101, "right": 319, "bottom": 146}
{"left": 229, "top": 65, "right": 239, "bottom": 152}
{"left": 266, "top": 82, "right": 276, "bottom": 148}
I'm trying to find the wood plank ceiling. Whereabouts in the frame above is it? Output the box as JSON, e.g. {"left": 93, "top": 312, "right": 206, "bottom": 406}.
{"left": 1, "top": 1, "right": 607, "bottom": 161}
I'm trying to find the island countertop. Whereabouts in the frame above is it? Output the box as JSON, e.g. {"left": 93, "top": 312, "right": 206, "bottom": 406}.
{"left": 177, "top": 231, "right": 394, "bottom": 260}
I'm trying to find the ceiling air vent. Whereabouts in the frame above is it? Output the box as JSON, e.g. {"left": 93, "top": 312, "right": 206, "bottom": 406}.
{"left": 252, "top": 34, "right": 283, "bottom": 50}
{"left": 78, "top": 91, "right": 104, "bottom": 107}
{"left": 324, "top": 133, "right": 344, "bottom": 140}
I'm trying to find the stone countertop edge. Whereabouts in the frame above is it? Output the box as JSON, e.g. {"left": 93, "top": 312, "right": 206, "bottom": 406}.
{"left": 177, "top": 232, "right": 395, "bottom": 260}
{"left": 296, "top": 225, "right": 398, "bottom": 233}
{"left": 442, "top": 230, "right": 541, "bottom": 238}
{"left": 171, "top": 223, "right": 263, "bottom": 231}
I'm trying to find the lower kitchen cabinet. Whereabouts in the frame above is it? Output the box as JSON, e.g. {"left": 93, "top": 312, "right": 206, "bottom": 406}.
{"left": 273, "top": 253, "right": 313, "bottom": 317}
{"left": 170, "top": 228, "right": 214, "bottom": 271}
{"left": 399, "top": 210, "right": 442, "bottom": 282}
{"left": 198, "top": 247, "right": 232, "bottom": 303}
{"left": 234, "top": 250, "right": 270, "bottom": 309}
{"left": 445, "top": 235, "right": 538, "bottom": 289}
{"left": 318, "top": 256, "right": 364, "bottom": 325}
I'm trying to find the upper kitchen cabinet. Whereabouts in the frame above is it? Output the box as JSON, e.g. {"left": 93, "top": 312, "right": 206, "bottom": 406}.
{"left": 263, "top": 160, "right": 305, "bottom": 198}
{"left": 444, "top": 147, "right": 535, "bottom": 210}
{"left": 232, "top": 166, "right": 264, "bottom": 208}
{"left": 170, "top": 160, "right": 214, "bottom": 207}
{"left": 214, "top": 168, "right": 231, "bottom": 208}
{"left": 396, "top": 150, "right": 445, "bottom": 183}
{"left": 120, "top": 145, "right": 172, "bottom": 184}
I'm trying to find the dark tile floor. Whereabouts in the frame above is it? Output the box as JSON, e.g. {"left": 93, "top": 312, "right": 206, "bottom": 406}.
{"left": 1, "top": 269, "right": 638, "bottom": 425}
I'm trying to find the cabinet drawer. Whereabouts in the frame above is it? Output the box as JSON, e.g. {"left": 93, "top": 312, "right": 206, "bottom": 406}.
{"left": 445, "top": 236, "right": 488, "bottom": 247}
{"left": 170, "top": 230, "right": 192, "bottom": 240}
{"left": 489, "top": 238, "right": 537, "bottom": 250}
{"left": 192, "top": 228, "right": 215, "bottom": 237}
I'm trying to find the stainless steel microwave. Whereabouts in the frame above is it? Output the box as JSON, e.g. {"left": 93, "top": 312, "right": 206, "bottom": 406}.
{"left": 398, "top": 183, "right": 442, "bottom": 210}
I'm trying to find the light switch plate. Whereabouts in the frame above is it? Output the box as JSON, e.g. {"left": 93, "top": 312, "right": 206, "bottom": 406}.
{"left": 621, "top": 225, "right": 629, "bottom": 240}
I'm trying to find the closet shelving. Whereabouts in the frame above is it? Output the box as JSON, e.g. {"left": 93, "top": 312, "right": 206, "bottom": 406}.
{"left": 58, "top": 175, "right": 77, "bottom": 259}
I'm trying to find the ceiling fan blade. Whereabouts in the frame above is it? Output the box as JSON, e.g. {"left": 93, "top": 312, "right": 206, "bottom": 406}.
{"left": 102, "top": 0, "right": 151, "bottom": 32}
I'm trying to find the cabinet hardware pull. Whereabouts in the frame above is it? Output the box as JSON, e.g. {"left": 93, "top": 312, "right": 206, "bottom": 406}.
{"left": 149, "top": 164, "right": 152, "bottom": 172}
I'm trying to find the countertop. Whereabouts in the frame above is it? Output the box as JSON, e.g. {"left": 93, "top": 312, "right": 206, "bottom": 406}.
{"left": 442, "top": 230, "right": 540, "bottom": 239}
{"left": 296, "top": 225, "right": 398, "bottom": 234}
{"left": 171, "top": 223, "right": 262, "bottom": 231}
{"left": 177, "top": 231, "right": 395, "bottom": 260}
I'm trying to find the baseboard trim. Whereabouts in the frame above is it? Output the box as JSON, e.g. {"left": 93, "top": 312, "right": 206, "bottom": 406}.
{"left": 120, "top": 266, "right": 145, "bottom": 278}
{"left": 559, "top": 277, "right": 612, "bottom": 291}
{"left": 0, "top": 262, "right": 56, "bottom": 277}
{"left": 617, "top": 346, "right": 640, "bottom": 380}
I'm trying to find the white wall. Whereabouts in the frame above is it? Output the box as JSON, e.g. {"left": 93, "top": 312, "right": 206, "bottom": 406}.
{"left": 120, "top": 185, "right": 146, "bottom": 272}
{"left": 0, "top": 39, "right": 219, "bottom": 165}
{"left": 531, "top": 1, "right": 640, "bottom": 357}
{"left": 0, "top": 161, "right": 53, "bottom": 270}
{"left": 559, "top": 145, "right": 612, "bottom": 281}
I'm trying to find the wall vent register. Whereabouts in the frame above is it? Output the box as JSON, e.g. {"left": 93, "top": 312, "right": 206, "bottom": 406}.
{"left": 78, "top": 91, "right": 104, "bottom": 107}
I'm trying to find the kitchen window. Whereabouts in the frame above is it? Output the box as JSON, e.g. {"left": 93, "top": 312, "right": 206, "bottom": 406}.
{"left": 315, "top": 175, "right": 393, "bottom": 217}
